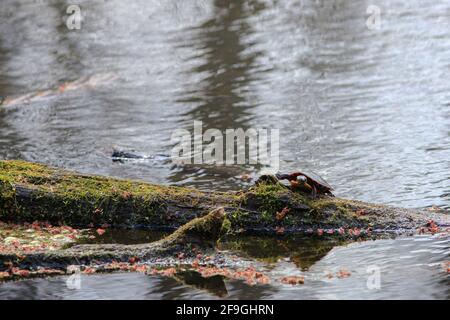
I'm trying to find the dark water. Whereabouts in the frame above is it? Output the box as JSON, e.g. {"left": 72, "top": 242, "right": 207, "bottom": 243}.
{"left": 0, "top": 0, "right": 449, "bottom": 299}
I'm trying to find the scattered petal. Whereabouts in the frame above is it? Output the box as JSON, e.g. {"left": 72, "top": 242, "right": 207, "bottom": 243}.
{"left": 281, "top": 276, "right": 304, "bottom": 285}
{"left": 96, "top": 228, "right": 106, "bottom": 236}
{"left": 337, "top": 269, "right": 351, "bottom": 278}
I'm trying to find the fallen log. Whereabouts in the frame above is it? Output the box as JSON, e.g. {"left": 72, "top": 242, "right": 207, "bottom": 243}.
{"left": 0, "top": 160, "right": 448, "bottom": 235}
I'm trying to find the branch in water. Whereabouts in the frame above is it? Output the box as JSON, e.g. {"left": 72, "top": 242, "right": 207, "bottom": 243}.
{"left": 0, "top": 207, "right": 226, "bottom": 271}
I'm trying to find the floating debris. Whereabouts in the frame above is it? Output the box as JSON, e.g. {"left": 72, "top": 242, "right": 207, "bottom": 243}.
{"left": 0, "top": 73, "right": 118, "bottom": 107}
{"left": 281, "top": 276, "right": 305, "bottom": 285}
{"left": 238, "top": 174, "right": 252, "bottom": 182}
{"left": 0, "top": 221, "right": 86, "bottom": 254}
{"left": 418, "top": 220, "right": 441, "bottom": 235}
{"left": 336, "top": 269, "right": 351, "bottom": 278}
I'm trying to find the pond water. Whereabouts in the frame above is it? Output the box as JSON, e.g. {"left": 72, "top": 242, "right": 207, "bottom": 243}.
{"left": 0, "top": 232, "right": 448, "bottom": 300}
{"left": 0, "top": 0, "right": 449, "bottom": 299}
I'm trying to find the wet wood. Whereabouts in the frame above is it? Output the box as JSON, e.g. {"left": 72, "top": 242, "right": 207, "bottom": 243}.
{"left": 0, "top": 160, "right": 448, "bottom": 235}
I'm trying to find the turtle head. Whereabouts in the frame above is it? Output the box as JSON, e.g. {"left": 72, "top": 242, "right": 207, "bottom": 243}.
{"left": 296, "top": 175, "right": 313, "bottom": 191}
{"left": 276, "top": 172, "right": 302, "bottom": 181}
{"left": 275, "top": 173, "right": 290, "bottom": 180}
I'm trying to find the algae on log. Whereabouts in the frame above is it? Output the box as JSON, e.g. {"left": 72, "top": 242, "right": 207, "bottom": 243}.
{"left": 0, "top": 207, "right": 226, "bottom": 271}
{"left": 0, "top": 160, "right": 448, "bottom": 233}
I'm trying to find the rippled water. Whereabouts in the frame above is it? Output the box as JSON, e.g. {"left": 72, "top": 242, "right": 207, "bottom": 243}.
{"left": 0, "top": 0, "right": 449, "bottom": 299}
{"left": 0, "top": 0, "right": 448, "bottom": 208}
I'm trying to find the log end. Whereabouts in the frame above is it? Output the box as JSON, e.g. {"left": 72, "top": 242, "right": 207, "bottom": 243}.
{"left": 159, "top": 207, "right": 226, "bottom": 249}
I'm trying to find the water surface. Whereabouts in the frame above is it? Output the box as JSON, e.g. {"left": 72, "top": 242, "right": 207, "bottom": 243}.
{"left": 0, "top": 0, "right": 449, "bottom": 299}
{"left": 0, "top": 233, "right": 448, "bottom": 300}
{"left": 0, "top": 0, "right": 448, "bottom": 208}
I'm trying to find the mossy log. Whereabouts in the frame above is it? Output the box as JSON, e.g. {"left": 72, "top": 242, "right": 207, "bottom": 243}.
{"left": 0, "top": 160, "right": 448, "bottom": 235}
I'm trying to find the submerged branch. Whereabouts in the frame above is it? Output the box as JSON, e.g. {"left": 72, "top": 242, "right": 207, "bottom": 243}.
{"left": 0, "top": 207, "right": 226, "bottom": 271}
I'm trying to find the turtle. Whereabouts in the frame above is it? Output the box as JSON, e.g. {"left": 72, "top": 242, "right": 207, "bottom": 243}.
{"left": 276, "top": 170, "right": 334, "bottom": 197}
{"left": 111, "top": 147, "right": 170, "bottom": 162}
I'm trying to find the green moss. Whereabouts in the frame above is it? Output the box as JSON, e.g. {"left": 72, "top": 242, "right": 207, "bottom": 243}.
{"left": 282, "top": 214, "right": 296, "bottom": 226}
{"left": 160, "top": 207, "right": 225, "bottom": 247}
{"left": 0, "top": 160, "right": 385, "bottom": 233}
{"left": 0, "top": 160, "right": 209, "bottom": 226}
{"left": 260, "top": 210, "right": 274, "bottom": 224}
{"left": 220, "top": 217, "right": 232, "bottom": 236}
{"left": 228, "top": 208, "right": 248, "bottom": 227}
{"left": 250, "top": 180, "right": 287, "bottom": 196}
{"left": 308, "top": 197, "right": 351, "bottom": 216}
{"left": 246, "top": 182, "right": 289, "bottom": 213}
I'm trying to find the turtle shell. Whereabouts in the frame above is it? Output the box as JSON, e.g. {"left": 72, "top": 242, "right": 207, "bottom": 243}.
{"left": 292, "top": 170, "right": 333, "bottom": 191}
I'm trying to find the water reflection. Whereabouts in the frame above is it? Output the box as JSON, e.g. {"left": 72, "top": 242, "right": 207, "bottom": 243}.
{"left": 168, "top": 1, "right": 266, "bottom": 187}
{"left": 218, "top": 235, "right": 341, "bottom": 270}
{"left": 79, "top": 229, "right": 341, "bottom": 272}
{"left": 174, "top": 271, "right": 228, "bottom": 298}
{"left": 178, "top": 0, "right": 264, "bottom": 130}
{"left": 0, "top": 33, "right": 25, "bottom": 159}
{"left": 49, "top": 1, "right": 86, "bottom": 80}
